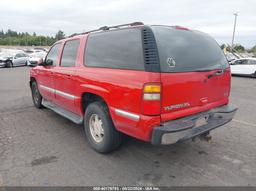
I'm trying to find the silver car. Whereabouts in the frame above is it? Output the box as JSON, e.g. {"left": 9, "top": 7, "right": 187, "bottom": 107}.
{"left": 0, "top": 51, "right": 30, "bottom": 68}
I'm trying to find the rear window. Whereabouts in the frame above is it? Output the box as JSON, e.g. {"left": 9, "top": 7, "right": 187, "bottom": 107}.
{"left": 151, "top": 26, "right": 229, "bottom": 72}
{"left": 85, "top": 28, "right": 144, "bottom": 70}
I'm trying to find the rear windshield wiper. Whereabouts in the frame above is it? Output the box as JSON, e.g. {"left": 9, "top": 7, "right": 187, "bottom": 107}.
{"left": 192, "top": 68, "right": 222, "bottom": 72}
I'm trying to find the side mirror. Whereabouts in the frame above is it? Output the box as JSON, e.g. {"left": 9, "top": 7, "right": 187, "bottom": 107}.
{"left": 46, "top": 59, "right": 53, "bottom": 66}
{"left": 39, "top": 59, "right": 53, "bottom": 66}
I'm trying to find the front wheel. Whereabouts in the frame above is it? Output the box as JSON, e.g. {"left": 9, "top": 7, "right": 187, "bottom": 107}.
{"left": 6, "top": 61, "right": 13, "bottom": 68}
{"left": 84, "top": 102, "right": 123, "bottom": 153}
{"left": 31, "top": 81, "right": 43, "bottom": 109}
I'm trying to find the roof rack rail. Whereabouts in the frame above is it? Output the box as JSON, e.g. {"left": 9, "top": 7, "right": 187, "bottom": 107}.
{"left": 69, "top": 22, "right": 144, "bottom": 38}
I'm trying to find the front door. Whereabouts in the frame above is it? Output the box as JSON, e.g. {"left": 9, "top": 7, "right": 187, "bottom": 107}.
{"left": 12, "top": 53, "right": 23, "bottom": 66}
{"left": 37, "top": 43, "right": 62, "bottom": 101}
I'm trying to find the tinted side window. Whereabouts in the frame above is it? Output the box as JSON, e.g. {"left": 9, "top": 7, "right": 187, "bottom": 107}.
{"left": 240, "top": 60, "right": 248, "bottom": 65}
{"left": 60, "top": 39, "right": 80, "bottom": 67}
{"left": 85, "top": 29, "right": 144, "bottom": 70}
{"left": 248, "top": 60, "right": 256, "bottom": 65}
{"left": 233, "top": 60, "right": 241, "bottom": 65}
{"left": 15, "top": 54, "right": 21, "bottom": 58}
{"left": 46, "top": 43, "right": 61, "bottom": 66}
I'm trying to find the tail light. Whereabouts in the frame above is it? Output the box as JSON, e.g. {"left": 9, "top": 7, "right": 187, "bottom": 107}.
{"left": 142, "top": 83, "right": 161, "bottom": 115}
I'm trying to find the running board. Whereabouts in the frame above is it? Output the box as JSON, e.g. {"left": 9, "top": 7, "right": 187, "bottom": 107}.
{"left": 42, "top": 99, "right": 83, "bottom": 124}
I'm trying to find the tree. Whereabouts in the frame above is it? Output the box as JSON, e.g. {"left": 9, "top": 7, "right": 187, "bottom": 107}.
{"left": 55, "top": 30, "right": 65, "bottom": 40}
{"left": 0, "top": 29, "right": 4, "bottom": 38}
{"left": 0, "top": 29, "right": 58, "bottom": 46}
{"left": 233, "top": 44, "right": 245, "bottom": 52}
{"left": 249, "top": 45, "right": 256, "bottom": 56}
{"left": 6, "top": 29, "right": 18, "bottom": 37}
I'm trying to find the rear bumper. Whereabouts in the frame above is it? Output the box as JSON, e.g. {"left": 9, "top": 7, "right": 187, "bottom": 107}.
{"left": 151, "top": 105, "right": 237, "bottom": 145}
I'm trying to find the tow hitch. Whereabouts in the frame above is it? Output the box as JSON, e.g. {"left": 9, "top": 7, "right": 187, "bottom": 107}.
{"left": 192, "top": 132, "right": 212, "bottom": 143}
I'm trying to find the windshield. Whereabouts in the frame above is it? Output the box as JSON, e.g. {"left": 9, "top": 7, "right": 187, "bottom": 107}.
{"left": 151, "top": 26, "right": 229, "bottom": 72}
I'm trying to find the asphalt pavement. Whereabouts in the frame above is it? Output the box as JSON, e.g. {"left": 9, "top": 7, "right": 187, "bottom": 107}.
{"left": 0, "top": 67, "right": 255, "bottom": 186}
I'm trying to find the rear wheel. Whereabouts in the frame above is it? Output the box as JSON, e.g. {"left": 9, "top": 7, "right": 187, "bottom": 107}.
{"left": 31, "top": 81, "right": 43, "bottom": 109}
{"left": 84, "top": 102, "right": 123, "bottom": 153}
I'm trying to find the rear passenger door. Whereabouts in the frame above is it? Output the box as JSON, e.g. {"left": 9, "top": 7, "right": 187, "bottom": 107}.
{"left": 230, "top": 60, "right": 242, "bottom": 74}
{"left": 53, "top": 39, "right": 80, "bottom": 113}
{"left": 232, "top": 59, "right": 250, "bottom": 75}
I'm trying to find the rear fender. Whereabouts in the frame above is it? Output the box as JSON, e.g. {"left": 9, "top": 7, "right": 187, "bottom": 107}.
{"left": 77, "top": 84, "right": 109, "bottom": 115}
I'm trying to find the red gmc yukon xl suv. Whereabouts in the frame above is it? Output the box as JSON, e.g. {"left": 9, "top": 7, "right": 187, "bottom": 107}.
{"left": 30, "top": 22, "right": 237, "bottom": 153}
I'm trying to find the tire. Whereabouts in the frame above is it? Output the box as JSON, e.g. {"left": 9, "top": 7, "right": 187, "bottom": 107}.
{"left": 84, "top": 101, "right": 123, "bottom": 153}
{"left": 31, "top": 81, "right": 43, "bottom": 109}
{"left": 6, "top": 61, "right": 13, "bottom": 68}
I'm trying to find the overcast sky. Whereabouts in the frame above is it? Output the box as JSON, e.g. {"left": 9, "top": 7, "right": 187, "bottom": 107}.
{"left": 0, "top": 0, "right": 255, "bottom": 47}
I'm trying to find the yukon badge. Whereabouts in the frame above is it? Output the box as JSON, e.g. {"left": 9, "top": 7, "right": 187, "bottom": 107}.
{"left": 167, "top": 57, "right": 176, "bottom": 67}
{"left": 164, "top": 102, "right": 190, "bottom": 111}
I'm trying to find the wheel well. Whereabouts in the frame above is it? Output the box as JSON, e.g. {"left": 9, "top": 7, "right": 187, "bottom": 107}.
{"left": 81, "top": 93, "right": 107, "bottom": 113}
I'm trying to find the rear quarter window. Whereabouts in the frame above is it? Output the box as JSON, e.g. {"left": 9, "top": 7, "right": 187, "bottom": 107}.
{"left": 84, "top": 28, "right": 144, "bottom": 70}
{"left": 151, "top": 26, "right": 229, "bottom": 72}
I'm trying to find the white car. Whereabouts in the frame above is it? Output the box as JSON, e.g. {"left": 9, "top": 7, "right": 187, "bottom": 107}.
{"left": 27, "top": 52, "right": 47, "bottom": 67}
{"left": 230, "top": 58, "right": 256, "bottom": 77}
{"left": 24, "top": 49, "right": 45, "bottom": 54}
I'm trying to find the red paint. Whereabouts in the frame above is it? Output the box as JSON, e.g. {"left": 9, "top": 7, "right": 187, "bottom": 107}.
{"left": 160, "top": 69, "right": 230, "bottom": 122}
